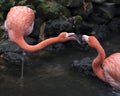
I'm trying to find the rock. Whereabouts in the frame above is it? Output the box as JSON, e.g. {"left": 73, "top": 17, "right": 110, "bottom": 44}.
{"left": 37, "top": 1, "right": 71, "bottom": 20}
{"left": 0, "top": 36, "right": 38, "bottom": 64}
{"left": 67, "top": 15, "right": 93, "bottom": 35}
{"left": 55, "top": 0, "right": 84, "bottom": 7}
{"left": 2, "top": 52, "right": 23, "bottom": 65}
{"left": 0, "top": 0, "right": 120, "bottom": 66}
{"left": 29, "top": 18, "right": 43, "bottom": 39}
{"left": 0, "top": 58, "right": 8, "bottom": 71}
{"left": 45, "top": 19, "right": 74, "bottom": 37}
{"left": 107, "top": 0, "right": 120, "bottom": 3}
{"left": 68, "top": 2, "right": 93, "bottom": 19}
{"left": 0, "top": 37, "right": 38, "bottom": 54}
{"left": 44, "top": 43, "right": 65, "bottom": 52}
{"left": 85, "top": 2, "right": 115, "bottom": 24}
{"left": 108, "top": 17, "right": 120, "bottom": 33}
{"left": 0, "top": 40, "right": 21, "bottom": 54}
{"left": 81, "top": 0, "right": 106, "bottom": 3}
{"left": 91, "top": 0, "right": 106, "bottom": 3}
{"left": 114, "top": 4, "right": 120, "bottom": 16}
{"left": 87, "top": 8, "right": 110, "bottom": 24}
{"left": 99, "top": 3, "right": 115, "bottom": 19}
{"left": 91, "top": 24, "right": 110, "bottom": 40}
{"left": 42, "top": 19, "right": 75, "bottom": 51}
{"left": 71, "top": 57, "right": 94, "bottom": 76}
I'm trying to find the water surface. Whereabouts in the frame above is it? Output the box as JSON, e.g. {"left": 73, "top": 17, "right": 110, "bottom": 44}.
{"left": 0, "top": 34, "right": 120, "bottom": 96}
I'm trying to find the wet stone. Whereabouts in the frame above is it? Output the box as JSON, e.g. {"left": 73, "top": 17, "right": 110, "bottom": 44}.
{"left": 0, "top": 40, "right": 21, "bottom": 54}
{"left": 108, "top": 17, "right": 120, "bottom": 33}
{"left": 91, "top": 0, "right": 106, "bottom": 3}
{"left": 91, "top": 24, "right": 110, "bottom": 40}
{"left": 0, "top": 37, "right": 37, "bottom": 64}
{"left": 2, "top": 52, "right": 23, "bottom": 65}
{"left": 44, "top": 43, "right": 65, "bottom": 52}
{"left": 55, "top": 0, "right": 84, "bottom": 7}
{"left": 45, "top": 19, "right": 74, "bottom": 37}
{"left": 71, "top": 57, "right": 94, "bottom": 76}
{"left": 0, "top": 37, "right": 38, "bottom": 54}
{"left": 38, "top": 1, "right": 70, "bottom": 20}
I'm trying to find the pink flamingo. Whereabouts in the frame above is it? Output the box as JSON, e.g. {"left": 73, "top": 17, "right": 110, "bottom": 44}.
{"left": 82, "top": 35, "right": 120, "bottom": 90}
{"left": 3, "top": 6, "right": 79, "bottom": 81}
{"left": 4, "top": 6, "right": 77, "bottom": 52}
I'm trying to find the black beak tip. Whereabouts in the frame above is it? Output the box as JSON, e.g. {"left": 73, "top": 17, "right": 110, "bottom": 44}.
{"left": 74, "top": 34, "right": 82, "bottom": 45}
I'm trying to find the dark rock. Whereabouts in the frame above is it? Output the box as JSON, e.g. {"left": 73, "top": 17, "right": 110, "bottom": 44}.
{"left": 45, "top": 19, "right": 74, "bottom": 37}
{"left": 86, "top": 9, "right": 109, "bottom": 24}
{"left": 2, "top": 52, "right": 23, "bottom": 65}
{"left": 114, "top": 4, "right": 120, "bottom": 16}
{"left": 44, "top": 42, "right": 65, "bottom": 52}
{"left": 0, "top": 37, "right": 38, "bottom": 54}
{"left": 0, "top": 36, "right": 38, "bottom": 64}
{"left": 65, "top": 36, "right": 90, "bottom": 51}
{"left": 24, "top": 37, "right": 38, "bottom": 45}
{"left": 0, "top": 73, "right": 4, "bottom": 82}
{"left": 99, "top": 3, "right": 115, "bottom": 19}
{"left": 91, "top": 24, "right": 110, "bottom": 40}
{"left": 71, "top": 57, "right": 94, "bottom": 76}
{"left": 0, "top": 58, "right": 8, "bottom": 71}
{"left": 91, "top": 0, "right": 106, "bottom": 3}
{"left": 108, "top": 17, "right": 120, "bottom": 33}
{"left": 68, "top": 2, "right": 93, "bottom": 19}
{"left": 0, "top": 0, "right": 120, "bottom": 66}
{"left": 75, "top": 20, "right": 93, "bottom": 35}
{"left": 85, "top": 2, "right": 115, "bottom": 24}
{"left": 37, "top": 1, "right": 70, "bottom": 20}
{"left": 55, "top": 0, "right": 84, "bottom": 7}
{"left": 29, "top": 18, "right": 43, "bottom": 39}
{"left": 106, "top": 0, "right": 120, "bottom": 3}
{"left": 43, "top": 18, "right": 76, "bottom": 51}
{"left": 0, "top": 40, "right": 21, "bottom": 54}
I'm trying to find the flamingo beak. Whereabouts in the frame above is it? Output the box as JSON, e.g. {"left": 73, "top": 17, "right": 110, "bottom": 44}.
{"left": 66, "top": 33, "right": 82, "bottom": 45}
{"left": 73, "top": 34, "right": 82, "bottom": 45}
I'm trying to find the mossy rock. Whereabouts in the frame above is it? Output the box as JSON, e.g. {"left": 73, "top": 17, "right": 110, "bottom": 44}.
{"left": 38, "top": 1, "right": 71, "bottom": 20}
{"left": 55, "top": 0, "right": 83, "bottom": 7}
{"left": 74, "top": 15, "right": 83, "bottom": 24}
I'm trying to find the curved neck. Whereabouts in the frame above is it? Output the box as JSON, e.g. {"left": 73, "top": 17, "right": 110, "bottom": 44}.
{"left": 92, "top": 43, "right": 106, "bottom": 82}
{"left": 14, "top": 36, "right": 59, "bottom": 52}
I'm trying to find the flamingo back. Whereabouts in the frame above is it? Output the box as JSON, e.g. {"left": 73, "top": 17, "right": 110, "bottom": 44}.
{"left": 103, "top": 53, "right": 120, "bottom": 89}
{"left": 5, "top": 6, "right": 34, "bottom": 40}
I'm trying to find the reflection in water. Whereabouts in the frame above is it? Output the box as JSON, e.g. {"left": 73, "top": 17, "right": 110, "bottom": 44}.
{"left": 19, "top": 56, "right": 24, "bottom": 88}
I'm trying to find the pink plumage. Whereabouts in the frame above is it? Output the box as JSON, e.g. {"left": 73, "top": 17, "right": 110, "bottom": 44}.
{"left": 4, "top": 6, "right": 76, "bottom": 52}
{"left": 82, "top": 35, "right": 120, "bottom": 90}
{"left": 103, "top": 53, "right": 120, "bottom": 90}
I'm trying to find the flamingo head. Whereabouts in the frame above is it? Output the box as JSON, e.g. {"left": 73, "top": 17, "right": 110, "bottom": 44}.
{"left": 58, "top": 32, "right": 81, "bottom": 44}
{"left": 82, "top": 35, "right": 99, "bottom": 48}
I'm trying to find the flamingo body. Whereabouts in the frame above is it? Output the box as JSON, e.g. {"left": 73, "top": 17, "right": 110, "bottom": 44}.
{"left": 82, "top": 35, "right": 120, "bottom": 90}
{"left": 4, "top": 6, "right": 76, "bottom": 52}
{"left": 5, "top": 6, "right": 34, "bottom": 41}
{"left": 103, "top": 53, "right": 120, "bottom": 89}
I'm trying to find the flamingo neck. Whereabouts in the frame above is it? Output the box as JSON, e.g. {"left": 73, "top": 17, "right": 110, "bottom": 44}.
{"left": 14, "top": 36, "right": 59, "bottom": 52}
{"left": 92, "top": 44, "right": 106, "bottom": 82}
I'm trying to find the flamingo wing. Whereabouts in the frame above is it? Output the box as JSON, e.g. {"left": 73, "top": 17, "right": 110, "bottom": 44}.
{"left": 5, "top": 6, "right": 34, "bottom": 38}
{"left": 103, "top": 53, "right": 120, "bottom": 89}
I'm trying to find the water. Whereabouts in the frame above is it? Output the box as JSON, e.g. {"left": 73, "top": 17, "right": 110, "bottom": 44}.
{"left": 0, "top": 34, "right": 120, "bottom": 96}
